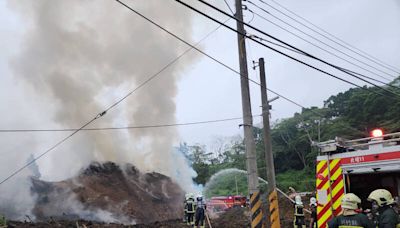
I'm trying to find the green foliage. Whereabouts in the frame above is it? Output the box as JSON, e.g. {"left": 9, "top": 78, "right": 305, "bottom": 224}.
{"left": 204, "top": 171, "right": 268, "bottom": 198}
{"left": 185, "top": 77, "right": 400, "bottom": 193}
{"left": 0, "top": 215, "right": 6, "bottom": 226}
{"left": 204, "top": 172, "right": 248, "bottom": 198}
{"left": 276, "top": 168, "right": 315, "bottom": 192}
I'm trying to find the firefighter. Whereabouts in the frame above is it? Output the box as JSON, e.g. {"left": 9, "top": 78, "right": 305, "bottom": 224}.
{"left": 186, "top": 193, "right": 196, "bottom": 226}
{"left": 328, "top": 193, "right": 373, "bottom": 228}
{"left": 309, "top": 197, "right": 317, "bottom": 228}
{"left": 183, "top": 193, "right": 189, "bottom": 223}
{"left": 367, "top": 189, "right": 400, "bottom": 228}
{"left": 195, "top": 195, "right": 206, "bottom": 228}
{"left": 294, "top": 195, "right": 306, "bottom": 228}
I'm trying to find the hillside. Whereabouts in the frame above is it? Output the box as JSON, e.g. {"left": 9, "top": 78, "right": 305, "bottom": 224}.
{"left": 182, "top": 78, "right": 400, "bottom": 194}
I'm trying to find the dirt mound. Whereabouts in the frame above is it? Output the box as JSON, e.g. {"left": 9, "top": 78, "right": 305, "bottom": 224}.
{"left": 30, "top": 162, "right": 184, "bottom": 225}
{"left": 210, "top": 207, "right": 251, "bottom": 228}
{"left": 8, "top": 219, "right": 188, "bottom": 228}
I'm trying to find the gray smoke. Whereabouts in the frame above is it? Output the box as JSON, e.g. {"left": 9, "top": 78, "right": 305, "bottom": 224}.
{"left": 1, "top": 0, "right": 201, "bottom": 220}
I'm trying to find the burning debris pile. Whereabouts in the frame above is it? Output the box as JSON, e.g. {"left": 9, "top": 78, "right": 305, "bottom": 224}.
{"left": 29, "top": 162, "right": 184, "bottom": 225}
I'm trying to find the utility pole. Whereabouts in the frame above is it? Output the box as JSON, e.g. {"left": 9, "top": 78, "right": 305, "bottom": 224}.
{"left": 235, "top": 1, "right": 263, "bottom": 228}
{"left": 235, "top": 175, "right": 239, "bottom": 196}
{"left": 259, "top": 58, "right": 281, "bottom": 228}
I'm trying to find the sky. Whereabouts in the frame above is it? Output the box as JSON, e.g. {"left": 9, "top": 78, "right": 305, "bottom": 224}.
{"left": 0, "top": 0, "right": 399, "bottom": 176}
{"left": 175, "top": 0, "right": 400, "bottom": 145}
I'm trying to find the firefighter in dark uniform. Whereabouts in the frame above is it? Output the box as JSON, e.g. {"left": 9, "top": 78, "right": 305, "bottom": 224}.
{"left": 294, "top": 195, "right": 306, "bottom": 228}
{"left": 195, "top": 195, "right": 206, "bottom": 228}
{"left": 368, "top": 189, "right": 400, "bottom": 228}
{"left": 183, "top": 193, "right": 190, "bottom": 223}
{"left": 328, "top": 193, "right": 374, "bottom": 228}
{"left": 186, "top": 193, "right": 196, "bottom": 226}
{"left": 309, "top": 197, "right": 317, "bottom": 228}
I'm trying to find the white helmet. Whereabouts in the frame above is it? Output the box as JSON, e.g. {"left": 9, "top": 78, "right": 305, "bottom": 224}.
{"left": 186, "top": 193, "right": 195, "bottom": 199}
{"left": 309, "top": 197, "right": 317, "bottom": 206}
{"left": 295, "top": 195, "right": 303, "bottom": 205}
{"left": 341, "top": 193, "right": 361, "bottom": 210}
{"left": 368, "top": 189, "right": 395, "bottom": 207}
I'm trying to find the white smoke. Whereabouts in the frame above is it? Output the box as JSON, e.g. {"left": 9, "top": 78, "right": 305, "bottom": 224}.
{"left": 0, "top": 0, "right": 204, "bottom": 220}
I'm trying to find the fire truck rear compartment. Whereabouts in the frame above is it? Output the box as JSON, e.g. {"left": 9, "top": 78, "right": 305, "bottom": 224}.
{"left": 346, "top": 171, "right": 400, "bottom": 209}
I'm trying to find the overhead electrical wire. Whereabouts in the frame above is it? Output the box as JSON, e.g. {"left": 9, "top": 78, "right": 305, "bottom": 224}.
{"left": 262, "top": 0, "right": 400, "bottom": 74}
{"left": 0, "top": 114, "right": 102, "bottom": 185}
{"left": 114, "top": 1, "right": 341, "bottom": 116}
{"left": 245, "top": 5, "right": 395, "bottom": 84}
{"left": 244, "top": 8, "right": 399, "bottom": 90}
{"left": 0, "top": 0, "right": 363, "bottom": 187}
{"left": 246, "top": 8, "right": 400, "bottom": 91}
{"left": 247, "top": 9, "right": 396, "bottom": 88}
{"left": 174, "top": 0, "right": 400, "bottom": 99}
{"left": 114, "top": 0, "right": 371, "bottom": 100}
{"left": 114, "top": 0, "right": 361, "bottom": 135}
{"left": 0, "top": 2, "right": 231, "bottom": 186}
{"left": 190, "top": 0, "right": 400, "bottom": 97}
{"left": 248, "top": 34, "right": 305, "bottom": 55}
{"left": 224, "top": 0, "right": 234, "bottom": 15}
{"left": 0, "top": 116, "right": 261, "bottom": 133}
{"left": 0, "top": 0, "right": 381, "bottom": 185}
{"left": 247, "top": 0, "right": 398, "bottom": 80}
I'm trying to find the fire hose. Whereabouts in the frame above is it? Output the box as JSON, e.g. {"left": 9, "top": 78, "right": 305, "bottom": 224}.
{"left": 276, "top": 187, "right": 311, "bottom": 214}
{"left": 205, "top": 211, "right": 213, "bottom": 228}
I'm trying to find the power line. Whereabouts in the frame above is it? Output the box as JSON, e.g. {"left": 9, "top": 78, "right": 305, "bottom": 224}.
{"left": 115, "top": 0, "right": 360, "bottom": 133}
{"left": 175, "top": 0, "right": 400, "bottom": 99}
{"left": 247, "top": 0, "right": 396, "bottom": 81}
{"left": 110, "top": 0, "right": 363, "bottom": 137}
{"left": 114, "top": 0, "right": 326, "bottom": 102}
{"left": 192, "top": 0, "right": 400, "bottom": 97}
{"left": 170, "top": 0, "right": 355, "bottom": 88}
{"left": 248, "top": 34, "right": 305, "bottom": 55}
{"left": 0, "top": 2, "right": 230, "bottom": 186}
{"left": 111, "top": 0, "right": 395, "bottom": 133}
{"left": 248, "top": 8, "right": 393, "bottom": 85}
{"left": 0, "top": 115, "right": 101, "bottom": 185}
{"left": 247, "top": 9, "right": 395, "bottom": 86}
{"left": 245, "top": 8, "right": 400, "bottom": 91}
{"left": 263, "top": 0, "right": 400, "bottom": 75}
{"left": 224, "top": 0, "right": 234, "bottom": 15}
{"left": 0, "top": 116, "right": 261, "bottom": 133}
{"left": 246, "top": 8, "right": 400, "bottom": 91}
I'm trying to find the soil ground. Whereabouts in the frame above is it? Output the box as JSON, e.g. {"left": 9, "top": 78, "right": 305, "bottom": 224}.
{"left": 8, "top": 194, "right": 314, "bottom": 227}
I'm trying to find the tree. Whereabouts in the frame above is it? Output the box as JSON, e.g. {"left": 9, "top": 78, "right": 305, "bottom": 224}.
{"left": 188, "top": 77, "right": 400, "bottom": 192}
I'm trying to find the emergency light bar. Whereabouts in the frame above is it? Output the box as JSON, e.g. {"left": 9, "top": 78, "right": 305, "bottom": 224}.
{"left": 371, "top": 129, "right": 383, "bottom": 137}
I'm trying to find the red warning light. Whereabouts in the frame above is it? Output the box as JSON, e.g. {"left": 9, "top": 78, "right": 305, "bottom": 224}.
{"left": 371, "top": 129, "right": 383, "bottom": 137}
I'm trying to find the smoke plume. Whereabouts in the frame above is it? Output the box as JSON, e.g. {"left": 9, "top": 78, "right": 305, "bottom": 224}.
{"left": 1, "top": 0, "right": 200, "bottom": 220}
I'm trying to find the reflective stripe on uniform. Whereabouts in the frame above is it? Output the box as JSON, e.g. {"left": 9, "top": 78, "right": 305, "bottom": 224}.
{"left": 337, "top": 226, "right": 363, "bottom": 228}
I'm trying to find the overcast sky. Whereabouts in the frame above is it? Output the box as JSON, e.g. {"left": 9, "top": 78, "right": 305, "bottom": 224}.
{"left": 176, "top": 0, "right": 400, "bottom": 145}
{"left": 1, "top": 0, "right": 400, "bottom": 150}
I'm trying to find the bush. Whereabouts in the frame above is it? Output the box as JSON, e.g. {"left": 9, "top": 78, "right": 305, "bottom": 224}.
{"left": 276, "top": 168, "right": 315, "bottom": 192}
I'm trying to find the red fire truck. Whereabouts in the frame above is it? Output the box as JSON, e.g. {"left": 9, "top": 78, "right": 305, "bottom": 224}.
{"left": 207, "top": 195, "right": 247, "bottom": 212}
{"left": 314, "top": 129, "right": 400, "bottom": 227}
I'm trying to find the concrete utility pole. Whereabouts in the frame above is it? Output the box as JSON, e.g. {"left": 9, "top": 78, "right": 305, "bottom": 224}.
{"left": 259, "top": 58, "right": 281, "bottom": 228}
{"left": 235, "top": 1, "right": 263, "bottom": 227}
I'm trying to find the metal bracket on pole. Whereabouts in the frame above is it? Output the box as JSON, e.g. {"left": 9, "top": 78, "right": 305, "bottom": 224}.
{"left": 238, "top": 123, "right": 252, "bottom": 128}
